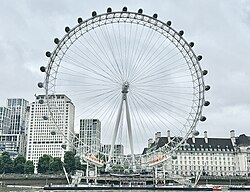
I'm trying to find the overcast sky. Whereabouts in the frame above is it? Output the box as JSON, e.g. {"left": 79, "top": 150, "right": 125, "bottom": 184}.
{"left": 0, "top": 0, "right": 249, "bottom": 138}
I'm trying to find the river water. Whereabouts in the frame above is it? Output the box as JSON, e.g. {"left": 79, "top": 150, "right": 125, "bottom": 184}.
{"left": 1, "top": 188, "right": 250, "bottom": 192}
{"left": 0, "top": 188, "right": 170, "bottom": 192}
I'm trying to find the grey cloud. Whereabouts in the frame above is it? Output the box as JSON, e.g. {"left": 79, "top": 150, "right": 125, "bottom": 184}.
{"left": 0, "top": 0, "right": 249, "bottom": 138}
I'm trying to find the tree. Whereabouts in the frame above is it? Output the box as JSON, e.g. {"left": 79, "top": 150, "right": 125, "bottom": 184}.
{"left": 0, "top": 152, "right": 13, "bottom": 173}
{"left": 24, "top": 160, "right": 34, "bottom": 174}
{"left": 37, "top": 154, "right": 52, "bottom": 174}
{"left": 50, "top": 157, "right": 63, "bottom": 173}
{"left": 75, "top": 156, "right": 86, "bottom": 171}
{"left": 64, "top": 151, "right": 75, "bottom": 173}
{"left": 13, "top": 155, "right": 26, "bottom": 174}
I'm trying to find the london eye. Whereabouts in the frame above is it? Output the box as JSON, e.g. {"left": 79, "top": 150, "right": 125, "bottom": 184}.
{"left": 38, "top": 7, "right": 210, "bottom": 172}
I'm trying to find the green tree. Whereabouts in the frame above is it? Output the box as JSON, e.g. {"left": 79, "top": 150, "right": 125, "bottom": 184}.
{"left": 50, "top": 157, "right": 63, "bottom": 173}
{"left": 64, "top": 151, "right": 75, "bottom": 173}
{"left": 75, "top": 156, "right": 86, "bottom": 171}
{"left": 0, "top": 152, "right": 13, "bottom": 173}
{"left": 37, "top": 154, "right": 52, "bottom": 174}
{"left": 13, "top": 155, "right": 26, "bottom": 174}
{"left": 24, "top": 160, "right": 34, "bottom": 174}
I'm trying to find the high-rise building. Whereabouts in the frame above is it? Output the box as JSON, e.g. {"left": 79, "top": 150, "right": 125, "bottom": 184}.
{"left": 79, "top": 119, "right": 101, "bottom": 155}
{"left": 0, "top": 134, "right": 25, "bottom": 158}
{"left": 26, "top": 94, "right": 75, "bottom": 173}
{"left": 7, "top": 98, "right": 29, "bottom": 134}
{"left": 0, "top": 107, "right": 11, "bottom": 134}
{"left": 0, "top": 99, "right": 29, "bottom": 157}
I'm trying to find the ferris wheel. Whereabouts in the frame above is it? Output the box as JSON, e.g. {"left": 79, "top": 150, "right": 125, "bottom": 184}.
{"left": 38, "top": 7, "right": 210, "bottom": 172}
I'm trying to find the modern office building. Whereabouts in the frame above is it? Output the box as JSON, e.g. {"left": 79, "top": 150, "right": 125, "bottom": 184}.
{"left": 0, "top": 100, "right": 29, "bottom": 156}
{"left": 79, "top": 119, "right": 101, "bottom": 156}
{"left": 0, "top": 107, "right": 11, "bottom": 134}
{"left": 101, "top": 144, "right": 124, "bottom": 163}
{"left": 7, "top": 98, "right": 29, "bottom": 134}
{"left": 142, "top": 130, "right": 250, "bottom": 177}
{"left": 0, "top": 134, "right": 25, "bottom": 158}
{"left": 26, "top": 94, "right": 75, "bottom": 173}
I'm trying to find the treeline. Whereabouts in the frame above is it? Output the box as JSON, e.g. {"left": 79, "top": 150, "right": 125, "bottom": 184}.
{"left": 0, "top": 151, "right": 86, "bottom": 174}
{"left": 37, "top": 151, "right": 86, "bottom": 174}
{"left": 0, "top": 151, "right": 34, "bottom": 174}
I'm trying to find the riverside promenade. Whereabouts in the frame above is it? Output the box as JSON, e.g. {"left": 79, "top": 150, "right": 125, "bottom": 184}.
{"left": 1, "top": 174, "right": 250, "bottom": 187}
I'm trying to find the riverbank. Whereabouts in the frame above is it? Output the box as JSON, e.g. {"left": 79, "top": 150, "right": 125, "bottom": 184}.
{"left": 198, "top": 176, "right": 250, "bottom": 186}
{"left": 0, "top": 174, "right": 250, "bottom": 187}
{"left": 0, "top": 174, "right": 68, "bottom": 187}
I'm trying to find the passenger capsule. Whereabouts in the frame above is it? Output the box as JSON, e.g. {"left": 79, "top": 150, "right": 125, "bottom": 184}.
{"left": 45, "top": 51, "right": 51, "bottom": 57}
{"left": 153, "top": 13, "right": 158, "bottom": 18}
{"left": 138, "top": 8, "right": 143, "bottom": 14}
{"left": 205, "top": 85, "right": 211, "bottom": 91}
{"left": 43, "top": 116, "right": 48, "bottom": 120}
{"left": 77, "top": 17, "right": 83, "bottom": 23}
{"left": 107, "top": 7, "right": 112, "bottom": 13}
{"left": 197, "top": 55, "right": 203, "bottom": 61}
{"left": 189, "top": 42, "right": 194, "bottom": 47}
{"left": 202, "top": 70, "right": 208, "bottom": 76}
{"left": 54, "top": 38, "right": 60, "bottom": 44}
{"left": 92, "top": 11, "right": 97, "bottom": 17}
{"left": 200, "top": 116, "right": 207, "bottom": 122}
{"left": 172, "top": 155, "right": 177, "bottom": 160}
{"left": 122, "top": 7, "right": 127, "bottom": 12}
{"left": 183, "top": 142, "right": 189, "bottom": 148}
{"left": 65, "top": 26, "right": 70, "bottom": 33}
{"left": 179, "top": 30, "right": 184, "bottom": 36}
{"left": 193, "top": 130, "right": 199, "bottom": 136}
{"left": 38, "top": 82, "right": 43, "bottom": 88}
{"left": 204, "top": 101, "right": 210, "bottom": 106}
{"left": 166, "top": 21, "right": 171, "bottom": 26}
{"left": 51, "top": 131, "right": 56, "bottom": 135}
{"left": 40, "top": 66, "right": 46, "bottom": 72}
{"left": 61, "top": 144, "right": 67, "bottom": 150}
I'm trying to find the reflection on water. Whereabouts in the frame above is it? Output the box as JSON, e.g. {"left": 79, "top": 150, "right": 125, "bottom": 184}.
{"left": 0, "top": 189, "right": 150, "bottom": 192}
{"left": 1, "top": 187, "right": 250, "bottom": 192}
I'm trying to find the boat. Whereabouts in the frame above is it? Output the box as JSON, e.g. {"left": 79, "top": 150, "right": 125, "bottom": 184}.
{"left": 228, "top": 185, "right": 250, "bottom": 190}
{"left": 212, "top": 186, "right": 222, "bottom": 191}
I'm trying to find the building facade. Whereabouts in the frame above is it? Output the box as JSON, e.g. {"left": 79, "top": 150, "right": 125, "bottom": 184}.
{"left": 0, "top": 107, "right": 11, "bottom": 134}
{"left": 26, "top": 94, "right": 75, "bottom": 173}
{"left": 101, "top": 144, "right": 124, "bottom": 164}
{"left": 142, "top": 130, "right": 250, "bottom": 177}
{"left": 79, "top": 119, "right": 101, "bottom": 156}
{"left": 0, "top": 134, "right": 26, "bottom": 158}
{"left": 7, "top": 98, "right": 29, "bottom": 134}
{"left": 0, "top": 99, "right": 29, "bottom": 156}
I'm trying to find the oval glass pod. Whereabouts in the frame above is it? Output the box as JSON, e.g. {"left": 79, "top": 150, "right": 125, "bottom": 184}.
{"left": 200, "top": 116, "right": 206, "bottom": 122}
{"left": 40, "top": 66, "right": 46, "bottom": 72}
{"left": 138, "top": 9, "right": 143, "bottom": 14}
{"left": 38, "top": 82, "right": 43, "bottom": 88}
{"left": 45, "top": 51, "right": 51, "bottom": 57}
{"left": 193, "top": 130, "right": 199, "bottom": 136}
{"left": 107, "top": 7, "right": 112, "bottom": 13}
{"left": 77, "top": 17, "right": 83, "bottom": 24}
{"left": 204, "top": 101, "right": 210, "bottom": 106}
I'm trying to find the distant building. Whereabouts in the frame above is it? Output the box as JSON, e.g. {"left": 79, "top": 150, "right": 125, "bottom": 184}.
{"left": 0, "top": 107, "right": 11, "bottom": 134}
{"left": 26, "top": 94, "right": 75, "bottom": 173}
{"left": 7, "top": 98, "right": 29, "bottom": 134}
{"left": 142, "top": 130, "right": 250, "bottom": 177}
{"left": 0, "top": 134, "right": 25, "bottom": 159}
{"left": 79, "top": 119, "right": 101, "bottom": 156}
{"left": 0, "top": 99, "right": 29, "bottom": 157}
{"left": 101, "top": 144, "right": 124, "bottom": 163}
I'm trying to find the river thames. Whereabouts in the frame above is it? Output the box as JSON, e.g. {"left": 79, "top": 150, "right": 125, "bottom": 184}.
{"left": 1, "top": 187, "right": 250, "bottom": 192}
